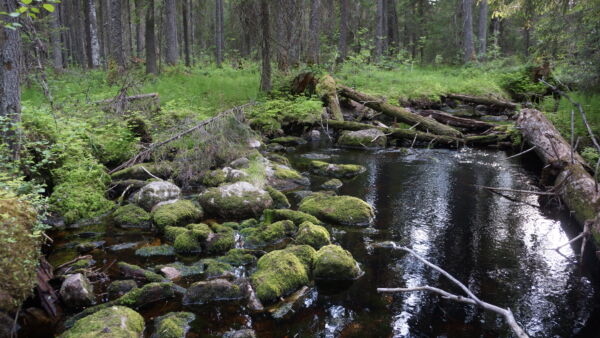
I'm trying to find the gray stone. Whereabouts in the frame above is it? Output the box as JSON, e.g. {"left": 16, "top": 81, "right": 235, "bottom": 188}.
{"left": 130, "top": 181, "right": 181, "bottom": 211}
{"left": 59, "top": 273, "right": 94, "bottom": 309}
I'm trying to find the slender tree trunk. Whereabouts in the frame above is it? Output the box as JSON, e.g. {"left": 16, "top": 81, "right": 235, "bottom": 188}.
{"left": 307, "top": 0, "right": 321, "bottom": 65}
{"left": 101, "top": 0, "right": 111, "bottom": 67}
{"left": 259, "top": 0, "right": 271, "bottom": 92}
{"left": 375, "top": 0, "right": 385, "bottom": 60}
{"left": 135, "top": 0, "right": 145, "bottom": 58}
{"left": 183, "top": 0, "right": 191, "bottom": 67}
{"left": 164, "top": 0, "right": 178, "bottom": 65}
{"left": 478, "top": 0, "right": 488, "bottom": 58}
{"left": 462, "top": 0, "right": 475, "bottom": 62}
{"left": 524, "top": 26, "right": 530, "bottom": 58}
{"left": 387, "top": 0, "right": 399, "bottom": 54}
{"left": 109, "top": 0, "right": 125, "bottom": 67}
{"left": 145, "top": 0, "right": 157, "bottom": 74}
{"left": 74, "top": 0, "right": 87, "bottom": 67}
{"left": 50, "top": 8, "right": 63, "bottom": 70}
{"left": 215, "top": 0, "right": 224, "bottom": 67}
{"left": 0, "top": 0, "right": 22, "bottom": 159}
{"left": 87, "top": 0, "right": 101, "bottom": 68}
{"left": 337, "top": 0, "right": 348, "bottom": 62}
{"left": 325, "top": 0, "right": 334, "bottom": 42}
{"left": 492, "top": 16, "right": 500, "bottom": 53}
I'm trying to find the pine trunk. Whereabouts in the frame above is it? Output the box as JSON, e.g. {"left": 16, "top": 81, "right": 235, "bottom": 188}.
{"left": 337, "top": 0, "right": 348, "bottom": 62}
{"left": 215, "top": 0, "right": 224, "bottom": 67}
{"left": 145, "top": 0, "right": 157, "bottom": 74}
{"left": 259, "top": 0, "right": 271, "bottom": 92}
{"left": 462, "top": 0, "right": 475, "bottom": 62}
{"left": 183, "top": 0, "right": 191, "bottom": 67}
{"left": 109, "top": 0, "right": 125, "bottom": 67}
{"left": 87, "top": 0, "right": 101, "bottom": 68}
{"left": 478, "top": 0, "right": 488, "bottom": 58}
{"left": 307, "top": 0, "right": 321, "bottom": 65}
{"left": 50, "top": 9, "right": 63, "bottom": 70}
{"left": 165, "top": 0, "right": 179, "bottom": 65}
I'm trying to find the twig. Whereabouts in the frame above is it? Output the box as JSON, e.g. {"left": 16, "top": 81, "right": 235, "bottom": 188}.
{"left": 54, "top": 255, "right": 93, "bottom": 272}
{"left": 476, "top": 185, "right": 556, "bottom": 196}
{"left": 506, "top": 146, "right": 536, "bottom": 160}
{"left": 140, "top": 166, "right": 163, "bottom": 181}
{"left": 409, "top": 122, "right": 421, "bottom": 130}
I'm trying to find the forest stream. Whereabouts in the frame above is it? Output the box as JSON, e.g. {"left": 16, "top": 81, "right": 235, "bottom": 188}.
{"left": 35, "top": 142, "right": 600, "bottom": 337}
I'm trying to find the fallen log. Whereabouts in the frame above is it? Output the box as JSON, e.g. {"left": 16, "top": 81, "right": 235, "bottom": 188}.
{"left": 446, "top": 93, "right": 517, "bottom": 111}
{"left": 417, "top": 110, "right": 494, "bottom": 131}
{"left": 316, "top": 75, "right": 344, "bottom": 121}
{"left": 337, "top": 85, "right": 463, "bottom": 138}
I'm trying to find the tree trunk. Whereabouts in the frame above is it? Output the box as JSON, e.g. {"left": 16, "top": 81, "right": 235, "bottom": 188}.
{"left": 215, "top": 0, "right": 224, "bottom": 67}
{"left": 74, "top": 0, "right": 87, "bottom": 67}
{"left": 109, "top": 0, "right": 125, "bottom": 67}
{"left": 478, "top": 0, "right": 488, "bottom": 58}
{"left": 183, "top": 0, "right": 191, "bottom": 67}
{"left": 417, "top": 110, "right": 493, "bottom": 131}
{"left": 135, "top": 0, "right": 145, "bottom": 58}
{"left": 306, "top": 0, "right": 321, "bottom": 65}
{"left": 50, "top": 8, "right": 63, "bottom": 70}
{"left": 87, "top": 0, "right": 101, "bottom": 68}
{"left": 337, "top": 0, "right": 348, "bottom": 62}
{"left": 338, "top": 85, "right": 463, "bottom": 138}
{"left": 165, "top": 0, "right": 178, "bottom": 65}
{"left": 145, "top": 0, "right": 158, "bottom": 74}
{"left": 317, "top": 75, "right": 343, "bottom": 121}
{"left": 491, "top": 16, "right": 500, "bottom": 54}
{"left": 375, "top": 0, "right": 385, "bottom": 60}
{"left": 445, "top": 93, "right": 517, "bottom": 111}
{"left": 101, "top": 0, "right": 111, "bottom": 66}
{"left": 387, "top": 0, "right": 399, "bottom": 54}
{"left": 462, "top": 0, "right": 475, "bottom": 62}
{"left": 0, "top": 0, "right": 22, "bottom": 159}
{"left": 259, "top": 0, "right": 271, "bottom": 92}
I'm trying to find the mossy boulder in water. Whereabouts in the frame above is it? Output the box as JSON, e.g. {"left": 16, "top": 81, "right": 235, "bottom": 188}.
{"left": 337, "top": 129, "right": 387, "bottom": 148}
{"left": 295, "top": 221, "right": 331, "bottom": 249}
{"left": 313, "top": 245, "right": 361, "bottom": 280}
{"left": 201, "top": 259, "right": 235, "bottom": 278}
{"left": 206, "top": 223, "right": 236, "bottom": 254}
{"left": 152, "top": 200, "right": 203, "bottom": 230}
{"left": 266, "top": 186, "right": 291, "bottom": 209}
{"left": 250, "top": 249, "right": 310, "bottom": 304}
{"left": 60, "top": 305, "right": 144, "bottom": 338}
{"left": 112, "top": 204, "right": 152, "bottom": 229}
{"left": 202, "top": 167, "right": 248, "bottom": 187}
{"left": 270, "top": 209, "right": 322, "bottom": 226}
{"left": 321, "top": 178, "right": 343, "bottom": 190}
{"left": 135, "top": 244, "right": 175, "bottom": 257}
{"left": 130, "top": 181, "right": 181, "bottom": 211}
{"left": 283, "top": 244, "right": 317, "bottom": 273}
{"left": 309, "top": 160, "right": 366, "bottom": 179}
{"left": 268, "top": 164, "right": 310, "bottom": 191}
{"left": 243, "top": 220, "right": 296, "bottom": 248}
{"left": 183, "top": 279, "right": 244, "bottom": 305}
{"left": 153, "top": 312, "right": 195, "bottom": 338}
{"left": 107, "top": 280, "right": 137, "bottom": 300}
{"left": 299, "top": 193, "right": 374, "bottom": 226}
{"left": 173, "top": 230, "right": 201, "bottom": 254}
{"left": 59, "top": 273, "right": 94, "bottom": 310}
{"left": 118, "top": 262, "right": 165, "bottom": 283}
{"left": 186, "top": 223, "right": 212, "bottom": 241}
{"left": 116, "top": 282, "right": 181, "bottom": 308}
{"left": 164, "top": 226, "right": 188, "bottom": 243}
{"left": 219, "top": 249, "right": 257, "bottom": 266}
{"left": 198, "top": 181, "right": 273, "bottom": 219}
{"left": 270, "top": 136, "right": 307, "bottom": 146}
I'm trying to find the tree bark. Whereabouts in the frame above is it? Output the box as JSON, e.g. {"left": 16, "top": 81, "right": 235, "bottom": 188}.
{"left": 337, "top": 85, "right": 463, "bottom": 138}
{"left": 165, "top": 0, "right": 178, "bottom": 65}
{"left": 306, "top": 0, "right": 321, "bottom": 65}
{"left": 337, "top": 0, "right": 348, "bottom": 62}
{"left": 183, "top": 0, "right": 191, "bottom": 67}
{"left": 109, "top": 0, "right": 125, "bottom": 67}
{"left": 87, "top": 0, "right": 101, "bottom": 68}
{"left": 375, "top": 0, "right": 385, "bottom": 60}
{"left": 145, "top": 0, "right": 158, "bottom": 75}
{"left": 417, "top": 110, "right": 493, "bottom": 131}
{"left": 50, "top": 8, "right": 63, "bottom": 70}
{"left": 462, "top": 0, "right": 475, "bottom": 62}
{"left": 215, "top": 0, "right": 224, "bottom": 67}
{"left": 478, "top": 0, "right": 488, "bottom": 58}
{"left": 445, "top": 93, "right": 517, "bottom": 111}
{"left": 135, "top": 0, "right": 145, "bottom": 58}
{"left": 0, "top": 0, "right": 22, "bottom": 159}
{"left": 259, "top": 0, "right": 271, "bottom": 92}
{"left": 317, "top": 75, "right": 343, "bottom": 121}
{"left": 74, "top": 0, "right": 87, "bottom": 67}
{"left": 387, "top": 0, "right": 399, "bottom": 54}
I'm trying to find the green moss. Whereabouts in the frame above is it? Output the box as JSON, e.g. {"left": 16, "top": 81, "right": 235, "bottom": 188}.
{"left": 313, "top": 245, "right": 361, "bottom": 280}
{"left": 274, "top": 166, "right": 304, "bottom": 180}
{"left": 295, "top": 221, "right": 331, "bottom": 249}
{"left": 218, "top": 249, "right": 257, "bottom": 266}
{"left": 112, "top": 204, "right": 151, "bottom": 228}
{"left": 135, "top": 244, "right": 175, "bottom": 257}
{"left": 240, "top": 218, "right": 259, "bottom": 228}
{"left": 270, "top": 208, "right": 322, "bottom": 226}
{"left": 0, "top": 199, "right": 41, "bottom": 312}
{"left": 250, "top": 250, "right": 309, "bottom": 304}
{"left": 186, "top": 223, "right": 212, "bottom": 241}
{"left": 111, "top": 162, "right": 174, "bottom": 180}
{"left": 153, "top": 312, "right": 195, "bottom": 338}
{"left": 117, "top": 262, "right": 165, "bottom": 283}
{"left": 321, "top": 178, "right": 343, "bottom": 190}
{"left": 173, "top": 231, "right": 201, "bottom": 254}
{"left": 266, "top": 153, "right": 291, "bottom": 166}
{"left": 266, "top": 186, "right": 291, "bottom": 209}
{"left": 152, "top": 200, "right": 203, "bottom": 230}
{"left": 164, "top": 226, "right": 188, "bottom": 243}
{"left": 270, "top": 136, "right": 307, "bottom": 146}
{"left": 222, "top": 221, "right": 241, "bottom": 230}
{"left": 316, "top": 74, "right": 337, "bottom": 97}
{"left": 309, "top": 160, "right": 366, "bottom": 179}
{"left": 60, "top": 306, "right": 144, "bottom": 338}
{"left": 299, "top": 193, "right": 374, "bottom": 226}
{"left": 202, "top": 259, "right": 234, "bottom": 278}
{"left": 202, "top": 169, "right": 228, "bottom": 187}
{"left": 70, "top": 258, "right": 94, "bottom": 270}
{"left": 154, "top": 262, "right": 204, "bottom": 278}
{"left": 115, "top": 282, "right": 178, "bottom": 307}
{"left": 244, "top": 220, "right": 296, "bottom": 248}
{"left": 198, "top": 182, "right": 273, "bottom": 219}
{"left": 51, "top": 184, "right": 114, "bottom": 224}
{"left": 337, "top": 129, "right": 387, "bottom": 148}
{"left": 283, "top": 244, "right": 317, "bottom": 273}
{"left": 206, "top": 223, "right": 235, "bottom": 254}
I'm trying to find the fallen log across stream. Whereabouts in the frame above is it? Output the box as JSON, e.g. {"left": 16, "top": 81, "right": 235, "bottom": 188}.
{"left": 416, "top": 109, "right": 494, "bottom": 131}
{"left": 445, "top": 93, "right": 517, "bottom": 111}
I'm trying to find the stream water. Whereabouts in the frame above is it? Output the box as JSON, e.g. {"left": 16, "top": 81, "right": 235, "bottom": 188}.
{"left": 42, "top": 144, "right": 600, "bottom": 337}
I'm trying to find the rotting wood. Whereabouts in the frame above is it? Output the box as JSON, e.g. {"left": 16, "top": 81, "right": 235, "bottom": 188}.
{"left": 417, "top": 109, "right": 494, "bottom": 131}
{"left": 337, "top": 85, "right": 463, "bottom": 138}
{"left": 316, "top": 75, "right": 344, "bottom": 121}
{"left": 445, "top": 93, "right": 517, "bottom": 111}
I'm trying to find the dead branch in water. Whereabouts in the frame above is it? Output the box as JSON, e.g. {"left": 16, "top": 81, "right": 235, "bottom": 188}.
{"left": 376, "top": 243, "right": 529, "bottom": 338}
{"left": 476, "top": 185, "right": 556, "bottom": 196}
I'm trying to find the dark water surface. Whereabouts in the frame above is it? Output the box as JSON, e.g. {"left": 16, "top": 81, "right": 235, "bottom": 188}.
{"left": 45, "top": 145, "right": 600, "bottom": 337}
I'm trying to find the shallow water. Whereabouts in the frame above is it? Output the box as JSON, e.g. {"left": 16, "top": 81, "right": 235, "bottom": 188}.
{"left": 42, "top": 145, "right": 600, "bottom": 337}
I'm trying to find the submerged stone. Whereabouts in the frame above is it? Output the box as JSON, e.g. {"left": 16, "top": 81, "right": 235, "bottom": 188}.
{"left": 321, "top": 178, "right": 343, "bottom": 190}
{"left": 337, "top": 129, "right": 387, "bottom": 148}
{"left": 309, "top": 160, "right": 366, "bottom": 179}
{"left": 202, "top": 259, "right": 235, "bottom": 279}
{"left": 313, "top": 245, "right": 361, "bottom": 280}
{"left": 183, "top": 279, "right": 244, "bottom": 305}
{"left": 299, "top": 193, "right": 374, "bottom": 226}
{"left": 130, "top": 181, "right": 181, "bottom": 211}
{"left": 270, "top": 136, "right": 307, "bottom": 146}
{"left": 135, "top": 244, "right": 175, "bottom": 257}
{"left": 112, "top": 204, "right": 152, "bottom": 229}
{"left": 153, "top": 312, "right": 195, "bottom": 338}
{"left": 152, "top": 200, "right": 203, "bottom": 230}
{"left": 107, "top": 280, "right": 138, "bottom": 300}
{"left": 60, "top": 306, "right": 144, "bottom": 338}
{"left": 222, "top": 329, "right": 257, "bottom": 338}
{"left": 295, "top": 221, "right": 331, "bottom": 249}
{"left": 250, "top": 249, "right": 309, "bottom": 304}
{"left": 198, "top": 181, "right": 273, "bottom": 219}
{"left": 118, "top": 262, "right": 165, "bottom": 283}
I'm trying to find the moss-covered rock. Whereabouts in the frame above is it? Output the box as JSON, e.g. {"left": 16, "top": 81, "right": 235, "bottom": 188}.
{"left": 250, "top": 249, "right": 309, "bottom": 304}
{"left": 59, "top": 273, "right": 94, "bottom": 310}
{"left": 164, "top": 226, "right": 188, "bottom": 243}
{"left": 309, "top": 160, "right": 366, "bottom": 179}
{"left": 283, "top": 244, "right": 317, "bottom": 273}
{"left": 266, "top": 153, "right": 291, "bottom": 166}
{"left": 117, "top": 262, "right": 165, "bottom": 283}
{"left": 321, "top": 178, "right": 343, "bottom": 190}
{"left": 295, "top": 221, "right": 331, "bottom": 249}
{"left": 268, "top": 164, "right": 310, "bottom": 191}
{"left": 299, "top": 193, "right": 374, "bottom": 226}
{"left": 112, "top": 204, "right": 152, "bottom": 229}
{"left": 202, "top": 168, "right": 228, "bottom": 187}
{"left": 201, "top": 259, "right": 235, "bottom": 278}
{"left": 130, "top": 181, "right": 181, "bottom": 211}
{"left": 198, "top": 181, "right": 273, "bottom": 219}
{"left": 337, "top": 129, "right": 387, "bottom": 148}
{"left": 244, "top": 220, "right": 296, "bottom": 248}
{"left": 173, "top": 230, "right": 201, "bottom": 254}
{"left": 107, "top": 280, "right": 137, "bottom": 300}
{"left": 183, "top": 279, "right": 244, "bottom": 305}
{"left": 205, "top": 223, "right": 236, "bottom": 254}
{"left": 135, "top": 244, "right": 175, "bottom": 257}
{"left": 186, "top": 223, "right": 212, "bottom": 241}
{"left": 153, "top": 311, "right": 196, "bottom": 338}
{"left": 313, "top": 245, "right": 361, "bottom": 280}
{"left": 0, "top": 199, "right": 40, "bottom": 312}
{"left": 154, "top": 262, "right": 204, "bottom": 280}
{"left": 218, "top": 249, "right": 257, "bottom": 266}
{"left": 111, "top": 162, "right": 174, "bottom": 180}
{"left": 60, "top": 306, "right": 144, "bottom": 338}
{"left": 270, "top": 136, "right": 307, "bottom": 146}
{"left": 152, "top": 200, "right": 203, "bottom": 230}
{"left": 270, "top": 209, "right": 322, "bottom": 226}
{"left": 240, "top": 218, "right": 259, "bottom": 228}
{"left": 266, "top": 186, "right": 291, "bottom": 209}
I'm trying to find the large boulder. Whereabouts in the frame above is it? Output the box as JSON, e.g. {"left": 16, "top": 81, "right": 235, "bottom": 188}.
{"left": 59, "top": 273, "right": 94, "bottom": 309}
{"left": 309, "top": 160, "right": 366, "bottom": 179}
{"left": 130, "top": 181, "right": 181, "bottom": 211}
{"left": 183, "top": 279, "right": 244, "bottom": 305}
{"left": 299, "top": 193, "right": 374, "bottom": 226}
{"left": 60, "top": 306, "right": 144, "bottom": 338}
{"left": 313, "top": 245, "right": 361, "bottom": 280}
{"left": 198, "top": 181, "right": 273, "bottom": 219}
{"left": 295, "top": 221, "right": 331, "bottom": 249}
{"left": 242, "top": 220, "right": 296, "bottom": 248}
{"left": 112, "top": 204, "right": 152, "bottom": 229}
{"left": 250, "top": 249, "right": 309, "bottom": 304}
{"left": 337, "top": 129, "right": 387, "bottom": 148}
{"left": 152, "top": 200, "right": 203, "bottom": 230}
{"left": 269, "top": 209, "right": 322, "bottom": 226}
{"left": 153, "top": 312, "right": 195, "bottom": 338}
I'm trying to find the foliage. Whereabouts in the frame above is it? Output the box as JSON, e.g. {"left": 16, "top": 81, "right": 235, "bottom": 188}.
{"left": 0, "top": 0, "right": 59, "bottom": 29}
{"left": 498, "top": 65, "right": 548, "bottom": 101}
{"left": 247, "top": 95, "right": 323, "bottom": 134}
